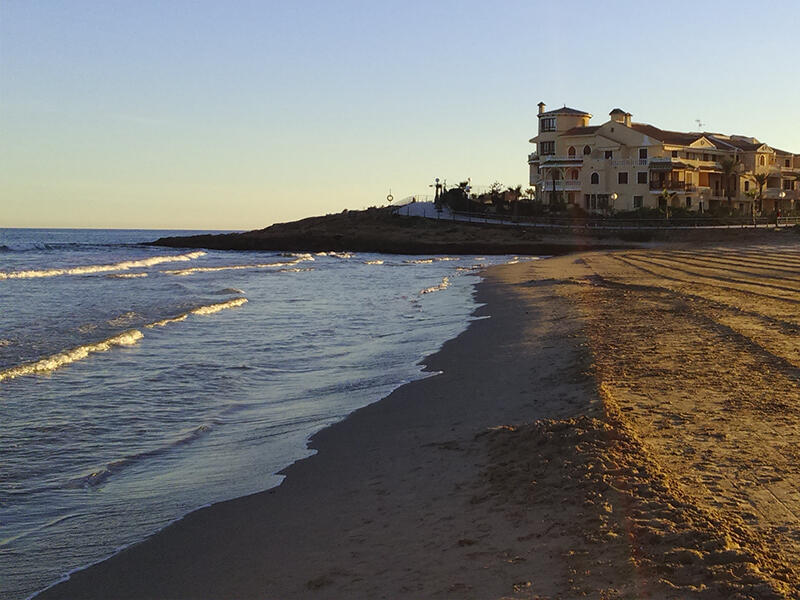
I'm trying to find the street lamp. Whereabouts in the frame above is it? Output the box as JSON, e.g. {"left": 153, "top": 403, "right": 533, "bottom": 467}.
{"left": 610, "top": 192, "right": 618, "bottom": 215}
{"left": 778, "top": 191, "right": 786, "bottom": 226}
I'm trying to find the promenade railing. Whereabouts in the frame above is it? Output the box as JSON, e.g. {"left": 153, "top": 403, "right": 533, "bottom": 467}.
{"left": 392, "top": 204, "right": 791, "bottom": 231}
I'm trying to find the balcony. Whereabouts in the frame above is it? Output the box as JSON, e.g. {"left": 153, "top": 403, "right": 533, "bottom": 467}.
{"left": 612, "top": 158, "right": 648, "bottom": 168}
{"left": 528, "top": 153, "right": 540, "bottom": 163}
{"left": 539, "top": 155, "right": 584, "bottom": 165}
{"left": 764, "top": 188, "right": 799, "bottom": 200}
{"left": 541, "top": 179, "right": 581, "bottom": 192}
{"left": 649, "top": 180, "right": 693, "bottom": 192}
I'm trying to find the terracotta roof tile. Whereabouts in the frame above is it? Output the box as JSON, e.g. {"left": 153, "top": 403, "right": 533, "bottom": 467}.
{"left": 561, "top": 126, "right": 601, "bottom": 136}
{"left": 540, "top": 106, "right": 591, "bottom": 117}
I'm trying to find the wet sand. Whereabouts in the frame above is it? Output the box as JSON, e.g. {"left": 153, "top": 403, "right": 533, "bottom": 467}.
{"left": 39, "top": 239, "right": 800, "bottom": 599}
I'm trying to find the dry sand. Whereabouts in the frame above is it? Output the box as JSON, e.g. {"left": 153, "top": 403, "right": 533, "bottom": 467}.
{"left": 39, "top": 238, "right": 800, "bottom": 599}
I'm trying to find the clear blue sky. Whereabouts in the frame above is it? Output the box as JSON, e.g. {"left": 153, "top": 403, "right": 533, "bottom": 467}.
{"left": 2, "top": 0, "right": 798, "bottom": 229}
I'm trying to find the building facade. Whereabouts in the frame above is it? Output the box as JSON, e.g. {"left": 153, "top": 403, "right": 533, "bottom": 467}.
{"left": 528, "top": 103, "right": 800, "bottom": 214}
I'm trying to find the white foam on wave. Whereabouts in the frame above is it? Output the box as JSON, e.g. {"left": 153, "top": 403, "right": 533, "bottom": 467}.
{"left": 420, "top": 276, "right": 450, "bottom": 295}
{"left": 405, "top": 258, "right": 434, "bottom": 264}
{"left": 107, "top": 272, "right": 148, "bottom": 279}
{"left": 0, "top": 330, "right": 144, "bottom": 383}
{"left": 190, "top": 297, "right": 248, "bottom": 315}
{"left": 0, "top": 251, "right": 206, "bottom": 280}
{"left": 364, "top": 259, "right": 384, "bottom": 265}
{"left": 145, "top": 297, "right": 248, "bottom": 328}
{"left": 163, "top": 255, "right": 313, "bottom": 276}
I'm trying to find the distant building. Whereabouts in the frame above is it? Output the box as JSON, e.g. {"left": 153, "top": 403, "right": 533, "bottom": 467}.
{"left": 528, "top": 102, "right": 800, "bottom": 214}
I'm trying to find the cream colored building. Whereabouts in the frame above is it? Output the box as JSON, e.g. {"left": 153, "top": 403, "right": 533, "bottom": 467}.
{"left": 528, "top": 103, "right": 800, "bottom": 215}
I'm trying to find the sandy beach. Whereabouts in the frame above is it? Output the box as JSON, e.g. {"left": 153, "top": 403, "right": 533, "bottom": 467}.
{"left": 39, "top": 237, "right": 800, "bottom": 599}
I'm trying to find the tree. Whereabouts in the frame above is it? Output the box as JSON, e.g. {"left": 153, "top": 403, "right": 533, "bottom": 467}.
{"left": 752, "top": 172, "right": 769, "bottom": 214}
{"left": 719, "top": 157, "right": 738, "bottom": 210}
{"left": 524, "top": 187, "right": 536, "bottom": 200}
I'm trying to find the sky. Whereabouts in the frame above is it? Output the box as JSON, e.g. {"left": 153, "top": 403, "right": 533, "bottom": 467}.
{"left": 1, "top": 0, "right": 798, "bottom": 230}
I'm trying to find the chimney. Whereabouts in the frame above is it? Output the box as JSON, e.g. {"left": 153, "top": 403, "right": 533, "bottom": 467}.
{"left": 624, "top": 112, "right": 632, "bottom": 127}
{"left": 609, "top": 108, "right": 626, "bottom": 124}
{"left": 538, "top": 102, "right": 546, "bottom": 115}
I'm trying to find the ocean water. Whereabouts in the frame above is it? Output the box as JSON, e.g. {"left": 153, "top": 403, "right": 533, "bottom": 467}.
{"left": 0, "top": 228, "right": 528, "bottom": 599}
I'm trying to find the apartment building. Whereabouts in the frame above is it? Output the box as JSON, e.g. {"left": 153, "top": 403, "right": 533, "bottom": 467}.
{"left": 528, "top": 103, "right": 800, "bottom": 214}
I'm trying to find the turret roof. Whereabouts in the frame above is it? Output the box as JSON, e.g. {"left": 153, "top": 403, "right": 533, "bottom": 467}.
{"left": 539, "top": 106, "right": 591, "bottom": 117}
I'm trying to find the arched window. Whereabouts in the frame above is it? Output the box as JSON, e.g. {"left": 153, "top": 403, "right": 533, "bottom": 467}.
{"left": 551, "top": 169, "right": 562, "bottom": 180}
{"left": 591, "top": 172, "right": 599, "bottom": 185}
{"left": 759, "top": 155, "right": 765, "bottom": 166}
{"left": 583, "top": 145, "right": 591, "bottom": 155}
{"left": 570, "top": 169, "right": 579, "bottom": 180}
{"left": 568, "top": 146, "right": 576, "bottom": 157}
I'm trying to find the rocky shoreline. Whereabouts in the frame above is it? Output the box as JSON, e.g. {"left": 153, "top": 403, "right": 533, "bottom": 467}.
{"left": 149, "top": 206, "right": 796, "bottom": 255}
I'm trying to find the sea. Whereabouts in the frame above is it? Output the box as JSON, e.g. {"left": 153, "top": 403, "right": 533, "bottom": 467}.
{"left": 0, "top": 228, "right": 529, "bottom": 599}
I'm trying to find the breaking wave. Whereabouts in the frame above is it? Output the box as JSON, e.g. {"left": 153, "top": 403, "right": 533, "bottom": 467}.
{"left": 190, "top": 297, "right": 248, "bottom": 315}
{"left": 364, "top": 260, "right": 384, "bottom": 265}
{"left": 163, "top": 255, "right": 313, "bottom": 276}
{"left": 420, "top": 276, "right": 450, "bottom": 295}
{"left": 144, "top": 298, "right": 248, "bottom": 328}
{"left": 0, "top": 330, "right": 144, "bottom": 383}
{"left": 107, "top": 272, "right": 148, "bottom": 279}
{"left": 0, "top": 251, "right": 206, "bottom": 280}
{"left": 65, "top": 424, "right": 213, "bottom": 489}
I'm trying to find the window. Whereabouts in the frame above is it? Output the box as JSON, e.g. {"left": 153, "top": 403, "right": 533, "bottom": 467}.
{"left": 604, "top": 150, "right": 613, "bottom": 159}
{"left": 687, "top": 152, "right": 696, "bottom": 160}
{"left": 744, "top": 181, "right": 750, "bottom": 192}
{"left": 568, "top": 146, "right": 576, "bottom": 157}
{"left": 539, "top": 141, "right": 555, "bottom": 155}
{"left": 591, "top": 172, "right": 599, "bottom": 185}
{"left": 785, "top": 179, "right": 793, "bottom": 190}
{"left": 618, "top": 172, "right": 628, "bottom": 184}
{"left": 672, "top": 150, "right": 679, "bottom": 158}
{"left": 759, "top": 155, "right": 766, "bottom": 166}
{"left": 633, "top": 195, "right": 643, "bottom": 209}
{"left": 686, "top": 197, "right": 692, "bottom": 208}
{"left": 598, "top": 194, "right": 609, "bottom": 209}
{"left": 590, "top": 194, "right": 597, "bottom": 209}
{"left": 570, "top": 169, "right": 579, "bottom": 180}
{"left": 639, "top": 148, "right": 648, "bottom": 160}
{"left": 583, "top": 145, "right": 591, "bottom": 155}
{"left": 585, "top": 194, "right": 590, "bottom": 209}
{"left": 637, "top": 172, "right": 648, "bottom": 184}
{"left": 786, "top": 159, "right": 791, "bottom": 167}
{"left": 540, "top": 117, "right": 556, "bottom": 132}
{"left": 703, "top": 153, "right": 710, "bottom": 161}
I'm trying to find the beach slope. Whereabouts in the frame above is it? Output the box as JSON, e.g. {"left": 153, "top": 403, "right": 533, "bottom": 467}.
{"left": 39, "top": 242, "right": 800, "bottom": 599}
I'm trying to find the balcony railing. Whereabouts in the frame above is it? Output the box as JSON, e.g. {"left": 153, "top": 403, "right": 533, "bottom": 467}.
{"left": 539, "top": 155, "right": 584, "bottom": 164}
{"left": 528, "top": 153, "right": 539, "bottom": 163}
{"left": 541, "top": 180, "right": 581, "bottom": 191}
{"left": 612, "top": 158, "right": 648, "bottom": 167}
{"left": 649, "top": 181, "right": 697, "bottom": 192}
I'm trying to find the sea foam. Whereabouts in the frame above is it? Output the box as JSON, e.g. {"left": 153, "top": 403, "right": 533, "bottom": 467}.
{"left": 0, "top": 251, "right": 206, "bottom": 279}
{"left": 0, "top": 330, "right": 144, "bottom": 383}
{"left": 144, "top": 298, "right": 248, "bottom": 328}
{"left": 163, "top": 255, "right": 313, "bottom": 276}
{"left": 420, "top": 276, "right": 450, "bottom": 295}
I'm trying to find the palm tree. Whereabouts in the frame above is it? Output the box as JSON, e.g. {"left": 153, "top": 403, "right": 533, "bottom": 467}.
{"left": 659, "top": 188, "right": 677, "bottom": 218}
{"left": 719, "top": 157, "right": 738, "bottom": 211}
{"left": 753, "top": 172, "right": 769, "bottom": 214}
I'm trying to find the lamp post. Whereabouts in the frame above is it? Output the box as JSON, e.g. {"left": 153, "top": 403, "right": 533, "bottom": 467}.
{"left": 778, "top": 191, "right": 786, "bottom": 227}
{"left": 610, "top": 192, "right": 618, "bottom": 216}
{"left": 699, "top": 193, "right": 704, "bottom": 214}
